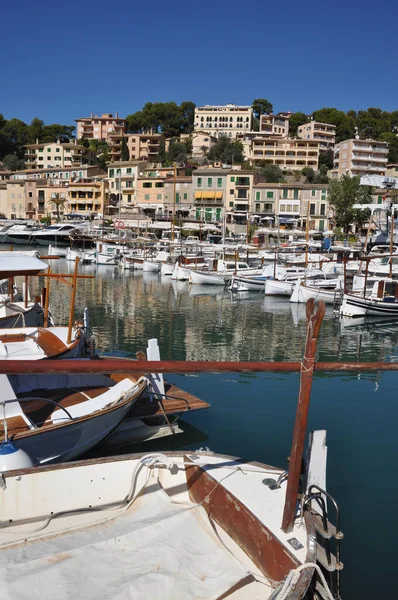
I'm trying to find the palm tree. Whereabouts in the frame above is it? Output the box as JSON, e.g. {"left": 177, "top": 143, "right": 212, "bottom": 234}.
{"left": 48, "top": 193, "right": 69, "bottom": 222}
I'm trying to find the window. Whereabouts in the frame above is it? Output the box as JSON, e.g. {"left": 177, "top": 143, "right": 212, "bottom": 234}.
{"left": 39, "top": 148, "right": 43, "bottom": 153}
{"left": 266, "top": 191, "right": 274, "bottom": 198}
{"left": 143, "top": 182, "right": 152, "bottom": 188}
{"left": 109, "top": 169, "right": 114, "bottom": 177}
{"left": 116, "top": 169, "right": 121, "bottom": 175}
{"left": 28, "top": 192, "right": 33, "bottom": 198}
{"left": 229, "top": 201, "right": 233, "bottom": 207}
{"left": 320, "top": 204, "right": 325, "bottom": 216}
{"left": 38, "top": 191, "right": 45, "bottom": 200}
{"left": 310, "top": 203, "right": 316, "bottom": 215}
{"left": 280, "top": 204, "right": 286, "bottom": 212}
{"left": 293, "top": 189, "right": 299, "bottom": 199}
{"left": 256, "top": 191, "right": 260, "bottom": 201}
{"left": 217, "top": 178, "right": 222, "bottom": 187}
{"left": 255, "top": 203, "right": 260, "bottom": 212}
{"left": 176, "top": 193, "right": 180, "bottom": 204}
{"left": 56, "top": 148, "right": 60, "bottom": 152}
{"left": 126, "top": 168, "right": 132, "bottom": 174}
{"left": 155, "top": 182, "right": 164, "bottom": 188}
{"left": 321, "top": 189, "right": 327, "bottom": 199}
{"left": 127, "top": 194, "right": 132, "bottom": 203}
{"left": 378, "top": 195, "right": 383, "bottom": 204}
{"left": 197, "top": 177, "right": 202, "bottom": 187}
{"left": 282, "top": 189, "right": 288, "bottom": 199}
{"left": 286, "top": 205, "right": 292, "bottom": 212}
{"left": 71, "top": 191, "right": 77, "bottom": 199}
{"left": 183, "top": 193, "right": 187, "bottom": 200}
{"left": 145, "top": 194, "right": 150, "bottom": 200}
{"left": 157, "top": 194, "right": 162, "bottom": 200}
{"left": 47, "top": 148, "right": 51, "bottom": 152}
{"left": 311, "top": 189, "right": 316, "bottom": 197}
{"left": 207, "top": 178, "right": 212, "bottom": 186}
{"left": 230, "top": 176, "right": 235, "bottom": 182}
{"left": 230, "top": 189, "right": 234, "bottom": 194}
{"left": 264, "top": 203, "right": 273, "bottom": 211}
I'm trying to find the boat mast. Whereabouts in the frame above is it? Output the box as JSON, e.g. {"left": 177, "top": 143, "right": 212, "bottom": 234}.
{"left": 389, "top": 203, "right": 395, "bottom": 279}
{"left": 67, "top": 257, "right": 80, "bottom": 344}
{"left": 171, "top": 162, "right": 177, "bottom": 243}
{"left": 281, "top": 298, "right": 325, "bottom": 533}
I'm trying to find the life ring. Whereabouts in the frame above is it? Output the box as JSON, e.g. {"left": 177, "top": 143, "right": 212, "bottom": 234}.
{"left": 114, "top": 219, "right": 125, "bottom": 229}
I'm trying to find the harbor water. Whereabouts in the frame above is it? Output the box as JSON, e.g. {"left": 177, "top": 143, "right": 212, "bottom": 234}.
{"left": 43, "top": 259, "right": 397, "bottom": 599}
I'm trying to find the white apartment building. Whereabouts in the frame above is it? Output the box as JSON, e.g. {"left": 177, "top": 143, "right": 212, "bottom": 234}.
{"left": 24, "top": 140, "right": 96, "bottom": 169}
{"left": 107, "top": 161, "right": 147, "bottom": 209}
{"left": 194, "top": 104, "right": 253, "bottom": 139}
{"left": 297, "top": 121, "right": 336, "bottom": 151}
{"left": 259, "top": 112, "right": 290, "bottom": 137}
{"left": 332, "top": 139, "right": 389, "bottom": 178}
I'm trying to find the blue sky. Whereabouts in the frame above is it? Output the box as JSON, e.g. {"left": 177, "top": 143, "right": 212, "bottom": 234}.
{"left": 2, "top": 0, "right": 396, "bottom": 127}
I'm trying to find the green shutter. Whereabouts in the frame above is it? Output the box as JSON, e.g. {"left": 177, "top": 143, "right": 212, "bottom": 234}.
{"left": 197, "top": 178, "right": 202, "bottom": 187}
{"left": 378, "top": 195, "right": 383, "bottom": 204}
{"left": 229, "top": 201, "right": 233, "bottom": 207}
{"left": 176, "top": 193, "right": 180, "bottom": 204}
{"left": 183, "top": 193, "right": 187, "bottom": 200}
{"left": 217, "top": 178, "right": 222, "bottom": 187}
{"left": 216, "top": 208, "right": 221, "bottom": 220}
{"left": 311, "top": 189, "right": 316, "bottom": 197}
{"left": 319, "top": 219, "right": 325, "bottom": 232}
{"left": 256, "top": 191, "right": 260, "bottom": 201}
{"left": 208, "top": 178, "right": 212, "bottom": 186}
{"left": 231, "top": 176, "right": 235, "bottom": 182}
{"left": 283, "top": 189, "right": 288, "bottom": 199}
{"left": 293, "top": 189, "right": 299, "bottom": 199}
{"left": 266, "top": 191, "right": 273, "bottom": 198}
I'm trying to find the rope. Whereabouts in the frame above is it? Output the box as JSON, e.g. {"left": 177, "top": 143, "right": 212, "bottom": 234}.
{"left": 271, "top": 562, "right": 335, "bottom": 600}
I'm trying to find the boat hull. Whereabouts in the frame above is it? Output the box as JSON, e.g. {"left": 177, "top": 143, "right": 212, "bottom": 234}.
{"left": 290, "top": 281, "right": 341, "bottom": 305}
{"left": 340, "top": 293, "right": 398, "bottom": 317}
{"left": 264, "top": 279, "right": 294, "bottom": 296}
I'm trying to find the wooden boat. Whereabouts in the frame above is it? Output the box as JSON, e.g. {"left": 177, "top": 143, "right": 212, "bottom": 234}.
{"left": 341, "top": 279, "right": 398, "bottom": 317}
{"left": 264, "top": 278, "right": 295, "bottom": 296}
{"left": 0, "top": 325, "right": 87, "bottom": 359}
{"left": 0, "top": 301, "right": 343, "bottom": 600}
{"left": 290, "top": 279, "right": 343, "bottom": 305}
{"left": 0, "top": 372, "right": 148, "bottom": 464}
{"left": 229, "top": 273, "right": 267, "bottom": 291}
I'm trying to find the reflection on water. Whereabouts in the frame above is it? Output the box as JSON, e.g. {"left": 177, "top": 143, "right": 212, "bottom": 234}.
{"left": 35, "top": 258, "right": 398, "bottom": 600}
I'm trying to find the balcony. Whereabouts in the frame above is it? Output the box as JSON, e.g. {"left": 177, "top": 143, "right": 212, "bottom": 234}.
{"left": 351, "top": 154, "right": 387, "bottom": 163}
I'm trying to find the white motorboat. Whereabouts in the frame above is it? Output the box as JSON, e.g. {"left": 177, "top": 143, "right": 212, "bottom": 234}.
{"left": 160, "top": 262, "right": 174, "bottom": 276}
{"left": 229, "top": 274, "right": 267, "bottom": 291}
{"left": 31, "top": 223, "right": 87, "bottom": 247}
{"left": 48, "top": 244, "right": 67, "bottom": 257}
{"left": 189, "top": 269, "right": 226, "bottom": 285}
{"left": 67, "top": 247, "right": 96, "bottom": 264}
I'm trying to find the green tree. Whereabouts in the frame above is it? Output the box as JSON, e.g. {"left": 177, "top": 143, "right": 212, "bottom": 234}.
{"left": 318, "top": 148, "right": 334, "bottom": 171}
{"left": 47, "top": 193, "right": 69, "bottom": 222}
{"left": 380, "top": 132, "right": 398, "bottom": 163}
{"left": 2, "top": 154, "right": 25, "bottom": 171}
{"left": 288, "top": 112, "right": 308, "bottom": 137}
{"left": 125, "top": 111, "right": 146, "bottom": 133}
{"left": 180, "top": 101, "right": 196, "bottom": 133}
{"left": 252, "top": 99, "right": 273, "bottom": 119}
{"left": 259, "top": 164, "right": 284, "bottom": 182}
{"left": 40, "top": 124, "right": 75, "bottom": 143}
{"left": 120, "top": 136, "right": 129, "bottom": 161}
{"left": 167, "top": 139, "right": 189, "bottom": 164}
{"left": 207, "top": 136, "right": 244, "bottom": 164}
{"left": 302, "top": 167, "right": 315, "bottom": 183}
{"left": 28, "top": 118, "right": 44, "bottom": 143}
{"left": 1, "top": 119, "right": 29, "bottom": 157}
{"left": 328, "top": 174, "right": 372, "bottom": 233}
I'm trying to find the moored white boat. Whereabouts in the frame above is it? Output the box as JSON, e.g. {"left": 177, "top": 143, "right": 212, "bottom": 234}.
{"left": 341, "top": 279, "right": 398, "bottom": 317}
{"left": 290, "top": 279, "right": 343, "bottom": 305}
{"left": 264, "top": 278, "right": 295, "bottom": 296}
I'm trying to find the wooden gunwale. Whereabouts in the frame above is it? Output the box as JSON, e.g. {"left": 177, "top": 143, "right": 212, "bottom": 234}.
{"left": 2, "top": 377, "right": 147, "bottom": 441}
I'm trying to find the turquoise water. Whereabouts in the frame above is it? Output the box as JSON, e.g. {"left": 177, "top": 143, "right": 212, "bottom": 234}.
{"left": 45, "top": 261, "right": 398, "bottom": 599}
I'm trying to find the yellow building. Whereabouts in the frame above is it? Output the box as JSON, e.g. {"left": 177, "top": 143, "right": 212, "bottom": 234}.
{"left": 244, "top": 137, "right": 320, "bottom": 171}
{"left": 76, "top": 113, "right": 126, "bottom": 141}
{"left": 297, "top": 121, "right": 336, "bottom": 151}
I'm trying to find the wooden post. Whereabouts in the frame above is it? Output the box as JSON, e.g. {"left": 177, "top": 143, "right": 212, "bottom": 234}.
{"left": 24, "top": 276, "right": 29, "bottom": 309}
{"left": 363, "top": 259, "right": 369, "bottom": 299}
{"left": 389, "top": 204, "right": 394, "bottom": 279}
{"left": 43, "top": 268, "right": 51, "bottom": 328}
{"left": 67, "top": 257, "right": 80, "bottom": 344}
{"left": 281, "top": 299, "right": 326, "bottom": 533}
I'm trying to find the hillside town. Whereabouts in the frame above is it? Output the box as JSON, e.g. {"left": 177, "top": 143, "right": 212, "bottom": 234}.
{"left": 0, "top": 103, "right": 396, "bottom": 239}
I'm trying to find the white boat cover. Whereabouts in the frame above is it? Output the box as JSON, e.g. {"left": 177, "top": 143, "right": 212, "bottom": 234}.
{"left": 0, "top": 254, "right": 48, "bottom": 276}
{"left": 0, "top": 482, "right": 248, "bottom": 600}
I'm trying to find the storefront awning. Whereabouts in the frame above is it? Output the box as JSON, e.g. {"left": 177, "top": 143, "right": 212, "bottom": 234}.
{"left": 234, "top": 200, "right": 249, "bottom": 205}
{"left": 202, "top": 191, "right": 216, "bottom": 199}
{"left": 215, "top": 191, "right": 223, "bottom": 199}
{"left": 194, "top": 191, "right": 203, "bottom": 199}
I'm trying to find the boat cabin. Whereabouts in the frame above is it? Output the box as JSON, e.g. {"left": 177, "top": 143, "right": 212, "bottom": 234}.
{"left": 372, "top": 279, "right": 398, "bottom": 301}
